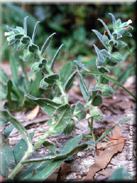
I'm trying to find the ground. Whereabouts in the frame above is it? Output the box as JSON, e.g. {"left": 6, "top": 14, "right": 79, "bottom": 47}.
{"left": 0, "top": 61, "right": 136, "bottom": 182}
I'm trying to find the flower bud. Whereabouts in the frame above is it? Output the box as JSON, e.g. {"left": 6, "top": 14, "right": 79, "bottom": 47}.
{"left": 4, "top": 32, "right": 10, "bottom": 36}
{"left": 127, "top": 19, "right": 132, "bottom": 25}
{"left": 7, "top": 37, "right": 10, "bottom": 41}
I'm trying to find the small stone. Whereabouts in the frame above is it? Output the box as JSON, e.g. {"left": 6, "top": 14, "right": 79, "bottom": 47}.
{"left": 77, "top": 175, "right": 82, "bottom": 179}
{"left": 77, "top": 151, "right": 85, "bottom": 157}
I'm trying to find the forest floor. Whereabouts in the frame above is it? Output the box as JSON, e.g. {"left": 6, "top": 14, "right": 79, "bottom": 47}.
{"left": 0, "top": 61, "right": 136, "bottom": 182}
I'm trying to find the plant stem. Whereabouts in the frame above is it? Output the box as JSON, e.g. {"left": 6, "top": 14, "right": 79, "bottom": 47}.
{"left": 37, "top": 52, "right": 68, "bottom": 104}
{"left": 8, "top": 126, "right": 55, "bottom": 179}
{"left": 90, "top": 117, "right": 95, "bottom": 141}
{"left": 84, "top": 46, "right": 112, "bottom": 110}
{"left": 8, "top": 147, "right": 33, "bottom": 178}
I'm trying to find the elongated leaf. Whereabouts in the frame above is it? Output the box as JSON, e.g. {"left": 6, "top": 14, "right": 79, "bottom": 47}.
{"left": 98, "top": 18, "right": 112, "bottom": 38}
{"left": 50, "top": 44, "right": 63, "bottom": 70}
{"left": 0, "top": 85, "right": 7, "bottom": 100}
{"left": 74, "top": 60, "right": 90, "bottom": 71}
{"left": 16, "top": 161, "right": 46, "bottom": 180}
{"left": 59, "top": 61, "right": 73, "bottom": 85}
{"left": 64, "top": 71, "right": 77, "bottom": 91}
{"left": 2, "top": 144, "right": 16, "bottom": 169}
{"left": 61, "top": 135, "right": 83, "bottom": 153}
{"left": 23, "top": 16, "right": 28, "bottom": 35}
{"left": 78, "top": 71, "right": 90, "bottom": 101}
{"left": 109, "top": 13, "right": 116, "bottom": 30}
{"left": 17, "top": 136, "right": 94, "bottom": 181}
{"left": 41, "top": 33, "right": 56, "bottom": 56}
{"left": 25, "top": 94, "right": 61, "bottom": 116}
{"left": 6, "top": 80, "right": 12, "bottom": 104}
{"left": 0, "top": 152, "right": 9, "bottom": 177}
{"left": 30, "top": 72, "right": 43, "bottom": 96}
{"left": 22, "top": 135, "right": 87, "bottom": 163}
{"left": 48, "top": 104, "right": 75, "bottom": 135}
{"left": 24, "top": 159, "right": 65, "bottom": 181}
{"left": 6, "top": 25, "right": 13, "bottom": 31}
{"left": 92, "top": 30, "right": 107, "bottom": 49}
{"left": 83, "top": 71, "right": 136, "bottom": 100}
{"left": 93, "top": 45, "right": 105, "bottom": 65}
{"left": 0, "top": 67, "right": 9, "bottom": 85}
{"left": 32, "top": 21, "right": 40, "bottom": 43}
{"left": 17, "top": 58, "right": 29, "bottom": 83}
{"left": 10, "top": 55, "right": 19, "bottom": 84}
{"left": 0, "top": 107, "right": 32, "bottom": 148}
{"left": 96, "top": 116, "right": 134, "bottom": 143}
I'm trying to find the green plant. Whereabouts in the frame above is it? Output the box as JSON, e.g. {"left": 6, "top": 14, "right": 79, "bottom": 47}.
{"left": 0, "top": 13, "right": 135, "bottom": 181}
{"left": 0, "top": 55, "right": 45, "bottom": 112}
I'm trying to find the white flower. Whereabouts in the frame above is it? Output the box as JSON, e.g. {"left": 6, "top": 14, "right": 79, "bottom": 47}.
{"left": 7, "top": 37, "right": 10, "bottom": 41}
{"left": 127, "top": 19, "right": 132, "bottom": 25}
{"left": 5, "top": 32, "right": 10, "bottom": 36}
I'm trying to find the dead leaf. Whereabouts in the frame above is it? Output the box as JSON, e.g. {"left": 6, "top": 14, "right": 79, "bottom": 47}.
{"left": 57, "top": 162, "right": 71, "bottom": 182}
{"left": 123, "top": 75, "right": 135, "bottom": 88}
{"left": 45, "top": 167, "right": 60, "bottom": 182}
{"left": 23, "top": 105, "right": 39, "bottom": 120}
{"left": 85, "top": 125, "right": 124, "bottom": 181}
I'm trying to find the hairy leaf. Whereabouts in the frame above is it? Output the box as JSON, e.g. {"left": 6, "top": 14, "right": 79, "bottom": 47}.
{"left": 41, "top": 32, "right": 56, "bottom": 56}
{"left": 59, "top": 61, "right": 73, "bottom": 85}
{"left": 64, "top": 71, "right": 77, "bottom": 92}
{"left": 25, "top": 94, "right": 61, "bottom": 116}
{"left": 0, "top": 107, "right": 32, "bottom": 148}
{"left": 74, "top": 101, "right": 86, "bottom": 121}
{"left": 74, "top": 60, "right": 90, "bottom": 71}
{"left": 47, "top": 104, "right": 75, "bottom": 135}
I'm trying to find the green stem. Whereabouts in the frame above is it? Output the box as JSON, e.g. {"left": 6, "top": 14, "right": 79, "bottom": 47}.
{"left": 8, "top": 126, "right": 55, "bottom": 179}
{"left": 8, "top": 148, "right": 33, "bottom": 178}
{"left": 84, "top": 46, "right": 112, "bottom": 110}
{"left": 90, "top": 117, "right": 95, "bottom": 141}
{"left": 37, "top": 51, "right": 68, "bottom": 104}
{"left": 84, "top": 91, "right": 97, "bottom": 109}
